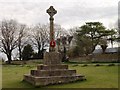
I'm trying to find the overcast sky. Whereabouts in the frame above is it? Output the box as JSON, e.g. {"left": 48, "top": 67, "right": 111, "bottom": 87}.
{"left": 0, "top": 0, "right": 119, "bottom": 60}
{"left": 0, "top": 0, "right": 119, "bottom": 29}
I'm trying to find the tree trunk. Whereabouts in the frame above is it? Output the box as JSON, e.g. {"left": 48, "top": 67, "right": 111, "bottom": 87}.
{"left": 38, "top": 46, "right": 41, "bottom": 59}
{"left": 62, "top": 46, "right": 67, "bottom": 62}
{"left": 19, "top": 46, "right": 22, "bottom": 60}
{"left": 91, "top": 41, "right": 99, "bottom": 53}
{"left": 7, "top": 53, "right": 12, "bottom": 64}
{"left": 101, "top": 45, "right": 107, "bottom": 54}
{"left": 20, "top": 51, "right": 22, "bottom": 60}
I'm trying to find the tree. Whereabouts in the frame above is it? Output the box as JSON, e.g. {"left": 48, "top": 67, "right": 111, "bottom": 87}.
{"left": 54, "top": 24, "right": 68, "bottom": 38}
{"left": 31, "top": 24, "right": 49, "bottom": 59}
{"left": 75, "top": 35, "right": 93, "bottom": 55}
{"left": 56, "top": 35, "right": 73, "bottom": 61}
{"left": 17, "top": 24, "right": 28, "bottom": 60}
{"left": 0, "top": 20, "right": 18, "bottom": 64}
{"left": 53, "top": 24, "right": 74, "bottom": 61}
{"left": 99, "top": 38, "right": 108, "bottom": 53}
{"left": 22, "top": 44, "right": 34, "bottom": 60}
{"left": 0, "top": 19, "right": 28, "bottom": 63}
{"left": 107, "top": 29, "right": 118, "bottom": 48}
{"left": 75, "top": 22, "right": 116, "bottom": 55}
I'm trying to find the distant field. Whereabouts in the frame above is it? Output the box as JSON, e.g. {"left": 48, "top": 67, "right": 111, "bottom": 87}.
{"left": 2, "top": 63, "right": 119, "bottom": 89}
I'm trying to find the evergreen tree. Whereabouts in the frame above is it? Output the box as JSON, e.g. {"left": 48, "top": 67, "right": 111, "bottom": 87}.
{"left": 22, "top": 44, "right": 34, "bottom": 60}
{"left": 75, "top": 22, "right": 116, "bottom": 55}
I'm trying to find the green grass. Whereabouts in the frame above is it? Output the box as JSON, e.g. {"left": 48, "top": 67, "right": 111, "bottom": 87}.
{"left": 0, "top": 64, "right": 2, "bottom": 89}
{"left": 2, "top": 64, "right": 119, "bottom": 89}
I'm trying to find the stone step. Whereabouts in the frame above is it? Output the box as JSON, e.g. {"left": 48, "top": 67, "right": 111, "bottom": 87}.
{"left": 37, "top": 64, "right": 68, "bottom": 70}
{"left": 31, "top": 69, "right": 76, "bottom": 77}
{"left": 23, "top": 74, "right": 85, "bottom": 86}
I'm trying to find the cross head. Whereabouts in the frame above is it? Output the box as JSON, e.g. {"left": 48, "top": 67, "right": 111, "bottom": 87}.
{"left": 47, "top": 6, "right": 57, "bottom": 17}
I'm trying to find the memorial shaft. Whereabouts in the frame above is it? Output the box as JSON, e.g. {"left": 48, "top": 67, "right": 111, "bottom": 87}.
{"left": 46, "top": 6, "right": 57, "bottom": 52}
{"left": 50, "top": 17, "right": 54, "bottom": 42}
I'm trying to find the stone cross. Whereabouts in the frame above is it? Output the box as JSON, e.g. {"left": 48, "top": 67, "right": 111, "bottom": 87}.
{"left": 23, "top": 6, "right": 86, "bottom": 86}
{"left": 46, "top": 6, "right": 57, "bottom": 52}
{"left": 47, "top": 6, "right": 57, "bottom": 17}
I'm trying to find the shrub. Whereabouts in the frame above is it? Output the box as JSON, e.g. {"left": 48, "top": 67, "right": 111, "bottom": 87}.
{"left": 81, "top": 64, "right": 88, "bottom": 67}
{"left": 108, "top": 63, "right": 115, "bottom": 66}
{"left": 95, "top": 64, "right": 101, "bottom": 66}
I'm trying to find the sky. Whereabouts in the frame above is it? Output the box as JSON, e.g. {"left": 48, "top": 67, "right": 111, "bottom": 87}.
{"left": 0, "top": 0, "right": 119, "bottom": 29}
{"left": 0, "top": 0, "right": 119, "bottom": 60}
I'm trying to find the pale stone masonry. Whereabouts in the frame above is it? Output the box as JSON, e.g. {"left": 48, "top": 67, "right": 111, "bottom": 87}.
{"left": 23, "top": 6, "right": 86, "bottom": 86}
{"left": 23, "top": 52, "right": 86, "bottom": 86}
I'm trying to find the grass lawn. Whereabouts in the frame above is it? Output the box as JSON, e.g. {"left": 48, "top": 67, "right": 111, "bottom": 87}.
{"left": 0, "top": 63, "right": 2, "bottom": 89}
{"left": 2, "top": 63, "right": 119, "bottom": 89}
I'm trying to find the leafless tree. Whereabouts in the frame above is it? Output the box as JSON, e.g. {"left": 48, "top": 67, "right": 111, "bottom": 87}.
{"left": 30, "top": 24, "right": 49, "bottom": 58}
{"left": 68, "top": 27, "right": 79, "bottom": 36}
{"left": 54, "top": 24, "right": 68, "bottom": 39}
{"left": 0, "top": 20, "right": 18, "bottom": 64}
{"left": 0, "top": 19, "right": 28, "bottom": 63}
{"left": 17, "top": 24, "right": 28, "bottom": 60}
{"left": 54, "top": 25, "right": 73, "bottom": 61}
{"left": 54, "top": 24, "right": 70, "bottom": 52}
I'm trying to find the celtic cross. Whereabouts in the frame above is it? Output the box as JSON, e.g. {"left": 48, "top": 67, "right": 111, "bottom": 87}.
{"left": 46, "top": 6, "right": 57, "bottom": 52}
{"left": 47, "top": 6, "right": 57, "bottom": 17}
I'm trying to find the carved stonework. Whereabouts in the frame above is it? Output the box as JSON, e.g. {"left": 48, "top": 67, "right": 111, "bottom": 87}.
{"left": 23, "top": 6, "right": 86, "bottom": 87}
{"left": 46, "top": 6, "right": 57, "bottom": 52}
{"left": 43, "top": 52, "right": 61, "bottom": 65}
{"left": 47, "top": 6, "right": 57, "bottom": 17}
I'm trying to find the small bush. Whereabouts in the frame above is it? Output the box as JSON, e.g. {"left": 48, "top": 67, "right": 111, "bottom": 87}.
{"left": 81, "top": 64, "right": 88, "bottom": 67}
{"left": 95, "top": 64, "right": 101, "bottom": 66}
{"left": 108, "top": 63, "right": 115, "bottom": 66}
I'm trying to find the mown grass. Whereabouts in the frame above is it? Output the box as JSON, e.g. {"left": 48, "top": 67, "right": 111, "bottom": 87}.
{"left": 0, "top": 61, "right": 2, "bottom": 89}
{"left": 2, "top": 63, "right": 119, "bottom": 89}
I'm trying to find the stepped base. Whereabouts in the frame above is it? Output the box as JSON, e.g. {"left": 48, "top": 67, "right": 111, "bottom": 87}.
{"left": 30, "top": 69, "right": 76, "bottom": 77}
{"left": 23, "top": 52, "right": 86, "bottom": 86}
{"left": 23, "top": 74, "right": 85, "bottom": 86}
{"left": 37, "top": 64, "right": 68, "bottom": 70}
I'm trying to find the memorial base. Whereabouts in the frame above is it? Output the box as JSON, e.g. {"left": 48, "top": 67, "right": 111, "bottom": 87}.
{"left": 23, "top": 52, "right": 86, "bottom": 86}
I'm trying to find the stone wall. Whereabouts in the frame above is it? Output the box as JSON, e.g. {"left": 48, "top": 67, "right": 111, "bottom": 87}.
{"left": 70, "top": 53, "right": 119, "bottom": 63}
{"left": 92, "top": 53, "right": 119, "bottom": 62}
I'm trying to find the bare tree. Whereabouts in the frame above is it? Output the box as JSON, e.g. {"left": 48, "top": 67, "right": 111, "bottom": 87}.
{"left": 0, "top": 19, "right": 28, "bottom": 63}
{"left": 0, "top": 20, "right": 18, "bottom": 64}
{"left": 17, "top": 24, "right": 28, "bottom": 60}
{"left": 68, "top": 27, "right": 78, "bottom": 36}
{"left": 54, "top": 24, "right": 68, "bottom": 38}
{"left": 54, "top": 24, "right": 70, "bottom": 52}
{"left": 31, "top": 24, "right": 49, "bottom": 58}
{"left": 54, "top": 25, "right": 73, "bottom": 61}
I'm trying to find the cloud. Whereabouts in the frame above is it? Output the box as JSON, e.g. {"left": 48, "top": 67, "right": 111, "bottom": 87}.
{"left": 0, "top": 0, "right": 119, "bottom": 60}
{"left": 0, "top": 0, "right": 118, "bottom": 29}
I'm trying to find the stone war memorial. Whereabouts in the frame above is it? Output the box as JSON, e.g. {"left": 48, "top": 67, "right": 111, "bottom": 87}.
{"left": 23, "top": 6, "right": 86, "bottom": 87}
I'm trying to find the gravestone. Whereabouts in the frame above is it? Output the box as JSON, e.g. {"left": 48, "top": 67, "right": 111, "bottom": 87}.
{"left": 23, "top": 6, "right": 86, "bottom": 86}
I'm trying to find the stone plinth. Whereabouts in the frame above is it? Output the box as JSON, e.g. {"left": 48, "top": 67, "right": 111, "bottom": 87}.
{"left": 23, "top": 52, "right": 86, "bottom": 86}
{"left": 24, "top": 74, "right": 85, "bottom": 86}
{"left": 30, "top": 69, "right": 76, "bottom": 77}
{"left": 37, "top": 64, "right": 68, "bottom": 70}
{"left": 43, "top": 52, "right": 61, "bottom": 65}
